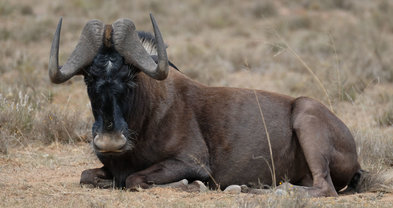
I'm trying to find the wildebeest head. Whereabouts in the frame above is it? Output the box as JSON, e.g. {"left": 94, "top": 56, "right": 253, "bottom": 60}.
{"left": 48, "top": 14, "right": 169, "bottom": 154}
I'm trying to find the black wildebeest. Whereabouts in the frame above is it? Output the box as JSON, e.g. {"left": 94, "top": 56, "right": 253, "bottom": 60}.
{"left": 48, "top": 14, "right": 361, "bottom": 197}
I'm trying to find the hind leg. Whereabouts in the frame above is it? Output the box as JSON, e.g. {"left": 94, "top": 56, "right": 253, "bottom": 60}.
{"left": 293, "top": 114, "right": 338, "bottom": 197}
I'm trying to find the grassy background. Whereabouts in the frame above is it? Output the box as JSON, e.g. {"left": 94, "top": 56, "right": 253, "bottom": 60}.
{"left": 1, "top": 0, "right": 393, "bottom": 207}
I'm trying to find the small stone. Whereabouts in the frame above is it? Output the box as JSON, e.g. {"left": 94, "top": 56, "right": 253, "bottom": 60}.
{"left": 169, "top": 179, "right": 188, "bottom": 186}
{"left": 156, "top": 179, "right": 188, "bottom": 188}
{"left": 224, "top": 185, "right": 241, "bottom": 194}
{"left": 179, "top": 179, "right": 189, "bottom": 185}
{"left": 189, "top": 180, "right": 208, "bottom": 192}
{"left": 241, "top": 185, "right": 249, "bottom": 193}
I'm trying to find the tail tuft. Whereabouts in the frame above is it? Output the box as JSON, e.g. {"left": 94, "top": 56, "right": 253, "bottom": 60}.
{"left": 347, "top": 169, "right": 365, "bottom": 192}
{"left": 344, "top": 169, "right": 393, "bottom": 193}
{"left": 340, "top": 169, "right": 365, "bottom": 194}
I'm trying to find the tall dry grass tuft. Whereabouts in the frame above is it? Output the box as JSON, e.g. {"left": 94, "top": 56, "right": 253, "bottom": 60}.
{"left": 376, "top": 109, "right": 393, "bottom": 127}
{"left": 357, "top": 169, "right": 393, "bottom": 193}
{"left": 251, "top": 1, "right": 277, "bottom": 19}
{"left": 0, "top": 90, "right": 35, "bottom": 143}
{"left": 34, "top": 108, "right": 90, "bottom": 144}
{"left": 0, "top": 85, "right": 90, "bottom": 146}
{"left": 353, "top": 129, "right": 393, "bottom": 193}
{"left": 375, "top": 95, "right": 393, "bottom": 127}
{"left": 275, "top": 33, "right": 334, "bottom": 112}
{"left": 354, "top": 129, "right": 393, "bottom": 171}
{"left": 0, "top": 131, "right": 8, "bottom": 155}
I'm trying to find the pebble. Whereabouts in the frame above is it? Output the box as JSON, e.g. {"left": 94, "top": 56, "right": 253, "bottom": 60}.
{"left": 155, "top": 179, "right": 188, "bottom": 188}
{"left": 178, "top": 179, "right": 189, "bottom": 186}
{"left": 224, "top": 185, "right": 242, "bottom": 194}
{"left": 190, "top": 180, "right": 208, "bottom": 192}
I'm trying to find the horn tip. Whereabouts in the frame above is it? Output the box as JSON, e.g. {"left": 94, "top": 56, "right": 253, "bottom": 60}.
{"left": 149, "top": 13, "right": 156, "bottom": 23}
{"left": 55, "top": 17, "right": 63, "bottom": 31}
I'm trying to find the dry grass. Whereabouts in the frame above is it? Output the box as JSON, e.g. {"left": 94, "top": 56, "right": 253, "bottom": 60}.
{"left": 1, "top": 144, "right": 392, "bottom": 208}
{"left": 1, "top": 0, "right": 393, "bottom": 207}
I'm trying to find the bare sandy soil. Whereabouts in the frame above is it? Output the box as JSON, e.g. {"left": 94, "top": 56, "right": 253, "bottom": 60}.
{"left": 1, "top": 0, "right": 393, "bottom": 207}
{"left": 0, "top": 144, "right": 392, "bottom": 208}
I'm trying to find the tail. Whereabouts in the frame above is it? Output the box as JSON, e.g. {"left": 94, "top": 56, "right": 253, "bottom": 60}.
{"left": 346, "top": 169, "right": 365, "bottom": 193}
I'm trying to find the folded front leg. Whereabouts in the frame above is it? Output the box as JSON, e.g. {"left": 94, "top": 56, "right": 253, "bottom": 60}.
{"left": 125, "top": 158, "right": 208, "bottom": 190}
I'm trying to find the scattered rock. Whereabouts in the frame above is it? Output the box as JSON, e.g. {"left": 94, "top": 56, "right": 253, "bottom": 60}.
{"left": 224, "top": 185, "right": 241, "bottom": 194}
{"left": 188, "top": 180, "right": 208, "bottom": 192}
{"left": 168, "top": 179, "right": 189, "bottom": 187}
{"left": 241, "top": 185, "right": 249, "bottom": 193}
{"left": 156, "top": 179, "right": 188, "bottom": 189}
{"left": 178, "top": 179, "right": 189, "bottom": 186}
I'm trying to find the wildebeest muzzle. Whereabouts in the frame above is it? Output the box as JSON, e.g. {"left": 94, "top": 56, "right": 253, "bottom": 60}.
{"left": 93, "top": 132, "right": 127, "bottom": 153}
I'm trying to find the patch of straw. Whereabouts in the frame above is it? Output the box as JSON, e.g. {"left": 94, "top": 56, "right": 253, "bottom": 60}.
{"left": 275, "top": 33, "right": 334, "bottom": 112}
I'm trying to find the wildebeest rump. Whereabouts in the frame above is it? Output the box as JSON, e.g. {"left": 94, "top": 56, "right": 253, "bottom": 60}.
{"left": 48, "top": 14, "right": 361, "bottom": 197}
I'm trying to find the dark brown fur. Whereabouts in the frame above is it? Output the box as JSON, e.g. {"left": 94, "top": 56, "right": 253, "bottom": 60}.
{"left": 81, "top": 68, "right": 361, "bottom": 197}
{"left": 50, "top": 15, "right": 360, "bottom": 197}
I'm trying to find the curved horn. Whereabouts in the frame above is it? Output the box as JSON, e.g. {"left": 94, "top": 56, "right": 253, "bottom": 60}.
{"left": 49, "top": 18, "right": 104, "bottom": 84}
{"left": 112, "top": 14, "right": 169, "bottom": 80}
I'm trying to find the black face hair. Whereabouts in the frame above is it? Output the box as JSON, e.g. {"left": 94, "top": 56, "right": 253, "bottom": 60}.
{"left": 84, "top": 46, "right": 138, "bottom": 141}
{"left": 83, "top": 30, "right": 178, "bottom": 154}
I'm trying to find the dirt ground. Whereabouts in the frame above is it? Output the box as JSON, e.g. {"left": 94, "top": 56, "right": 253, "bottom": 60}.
{"left": 1, "top": 0, "right": 393, "bottom": 207}
{"left": 0, "top": 144, "right": 391, "bottom": 208}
